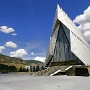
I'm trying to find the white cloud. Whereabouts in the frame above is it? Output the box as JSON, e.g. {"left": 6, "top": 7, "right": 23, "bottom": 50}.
{"left": 31, "top": 52, "right": 34, "bottom": 55}
{"left": 0, "top": 46, "right": 5, "bottom": 53}
{"left": 73, "top": 6, "right": 90, "bottom": 24}
{"left": 73, "top": 6, "right": 90, "bottom": 42}
{"left": 77, "top": 23, "right": 90, "bottom": 33}
{"left": 5, "top": 41, "right": 18, "bottom": 48}
{"left": 26, "top": 43, "right": 29, "bottom": 45}
{"left": 84, "top": 31, "right": 90, "bottom": 42}
{"left": 11, "top": 33, "right": 17, "bottom": 36}
{"left": 34, "top": 56, "right": 46, "bottom": 62}
{"left": 10, "top": 49, "right": 27, "bottom": 58}
{"left": 0, "top": 26, "right": 14, "bottom": 34}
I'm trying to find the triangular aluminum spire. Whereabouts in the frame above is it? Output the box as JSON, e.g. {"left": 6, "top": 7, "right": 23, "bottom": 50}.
{"left": 45, "top": 4, "right": 90, "bottom": 66}
{"left": 53, "top": 4, "right": 89, "bottom": 47}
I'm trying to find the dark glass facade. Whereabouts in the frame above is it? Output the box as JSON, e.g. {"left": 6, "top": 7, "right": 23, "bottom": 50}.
{"left": 51, "top": 22, "right": 84, "bottom": 66}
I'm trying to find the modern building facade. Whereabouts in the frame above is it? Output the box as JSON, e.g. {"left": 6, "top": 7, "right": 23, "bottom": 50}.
{"left": 45, "top": 4, "right": 90, "bottom": 67}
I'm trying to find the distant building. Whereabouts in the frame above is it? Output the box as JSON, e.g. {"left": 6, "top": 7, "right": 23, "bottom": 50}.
{"left": 25, "top": 65, "right": 43, "bottom": 72}
{"left": 25, "top": 66, "right": 30, "bottom": 69}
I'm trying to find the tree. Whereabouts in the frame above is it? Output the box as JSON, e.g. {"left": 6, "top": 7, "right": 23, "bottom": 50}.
{"left": 8, "top": 65, "right": 17, "bottom": 72}
{"left": 19, "top": 67, "right": 23, "bottom": 72}
{"left": 26, "top": 68, "right": 29, "bottom": 72}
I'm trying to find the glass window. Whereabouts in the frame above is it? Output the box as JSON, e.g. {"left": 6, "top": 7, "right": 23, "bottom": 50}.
{"left": 52, "top": 22, "right": 84, "bottom": 65}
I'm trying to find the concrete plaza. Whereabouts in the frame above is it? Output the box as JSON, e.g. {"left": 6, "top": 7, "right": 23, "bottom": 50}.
{"left": 0, "top": 74, "right": 90, "bottom": 90}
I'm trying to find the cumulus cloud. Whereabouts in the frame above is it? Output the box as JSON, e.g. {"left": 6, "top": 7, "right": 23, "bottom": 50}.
{"left": 0, "top": 26, "right": 14, "bottom": 34}
{"left": 31, "top": 52, "right": 34, "bottom": 55}
{"left": 5, "top": 41, "right": 18, "bottom": 48}
{"left": 26, "top": 43, "right": 29, "bottom": 45}
{"left": 34, "top": 56, "right": 46, "bottom": 62}
{"left": 0, "top": 46, "right": 5, "bottom": 53}
{"left": 84, "top": 31, "right": 90, "bottom": 41}
{"left": 10, "top": 49, "right": 27, "bottom": 58}
{"left": 77, "top": 23, "right": 90, "bottom": 33}
{"left": 11, "top": 33, "right": 17, "bottom": 36}
{"left": 73, "top": 6, "right": 90, "bottom": 42}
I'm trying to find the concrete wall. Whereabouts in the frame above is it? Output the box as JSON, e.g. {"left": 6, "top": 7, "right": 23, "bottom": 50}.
{"left": 87, "top": 67, "right": 90, "bottom": 76}
{"left": 66, "top": 68, "right": 75, "bottom": 76}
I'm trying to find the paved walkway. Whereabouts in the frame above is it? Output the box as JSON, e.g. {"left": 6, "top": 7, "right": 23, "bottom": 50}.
{"left": 0, "top": 74, "right": 90, "bottom": 90}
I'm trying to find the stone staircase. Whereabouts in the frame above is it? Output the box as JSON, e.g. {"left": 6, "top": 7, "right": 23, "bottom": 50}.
{"left": 33, "top": 66, "right": 68, "bottom": 76}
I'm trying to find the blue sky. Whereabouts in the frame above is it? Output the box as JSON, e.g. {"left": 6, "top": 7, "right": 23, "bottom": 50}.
{"left": 0, "top": 0, "right": 90, "bottom": 62}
